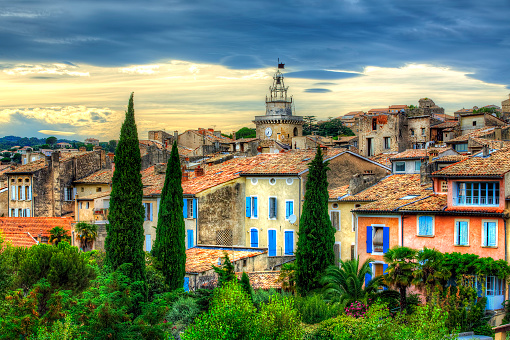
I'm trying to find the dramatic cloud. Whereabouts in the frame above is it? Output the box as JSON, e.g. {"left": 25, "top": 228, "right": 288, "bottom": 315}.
{"left": 38, "top": 130, "right": 76, "bottom": 136}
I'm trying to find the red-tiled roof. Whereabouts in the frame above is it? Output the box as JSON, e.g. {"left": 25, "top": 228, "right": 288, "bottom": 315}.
{"left": 343, "top": 174, "right": 422, "bottom": 202}
{"left": 75, "top": 169, "right": 112, "bottom": 184}
{"left": 447, "top": 126, "right": 510, "bottom": 143}
{"left": 77, "top": 190, "right": 111, "bottom": 200}
{"left": 433, "top": 147, "right": 510, "bottom": 177}
{"left": 369, "top": 154, "right": 395, "bottom": 167}
{"left": 186, "top": 129, "right": 233, "bottom": 144}
{"left": 185, "top": 247, "right": 265, "bottom": 273}
{"left": 399, "top": 194, "right": 447, "bottom": 212}
{"left": 6, "top": 159, "right": 46, "bottom": 173}
{"left": 390, "top": 149, "right": 427, "bottom": 160}
{"left": 329, "top": 185, "right": 349, "bottom": 199}
{"left": 2, "top": 231, "right": 38, "bottom": 247}
{"left": 0, "top": 217, "right": 73, "bottom": 246}
{"left": 236, "top": 271, "right": 282, "bottom": 290}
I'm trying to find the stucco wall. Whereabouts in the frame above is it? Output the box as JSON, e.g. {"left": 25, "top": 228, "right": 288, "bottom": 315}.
{"left": 357, "top": 215, "right": 401, "bottom": 264}
{"left": 329, "top": 201, "right": 366, "bottom": 261}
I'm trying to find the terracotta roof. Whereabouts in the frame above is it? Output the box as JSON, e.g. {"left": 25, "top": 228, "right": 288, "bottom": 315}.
{"left": 447, "top": 126, "right": 509, "bottom": 143}
{"left": 329, "top": 185, "right": 349, "bottom": 199}
{"left": 2, "top": 231, "right": 38, "bottom": 247}
{"left": 77, "top": 190, "right": 111, "bottom": 200}
{"left": 389, "top": 105, "right": 407, "bottom": 109}
{"left": 0, "top": 217, "right": 73, "bottom": 245}
{"left": 185, "top": 247, "right": 265, "bottom": 273}
{"left": 399, "top": 194, "right": 447, "bottom": 212}
{"left": 6, "top": 159, "right": 47, "bottom": 174}
{"left": 432, "top": 155, "right": 470, "bottom": 163}
{"left": 354, "top": 191, "right": 432, "bottom": 212}
{"left": 342, "top": 174, "right": 422, "bottom": 202}
{"left": 75, "top": 169, "right": 113, "bottom": 184}
{"left": 139, "top": 140, "right": 166, "bottom": 150}
{"left": 370, "top": 154, "right": 396, "bottom": 167}
{"left": 433, "top": 147, "right": 510, "bottom": 177}
{"left": 390, "top": 149, "right": 427, "bottom": 160}
{"left": 336, "top": 136, "right": 357, "bottom": 143}
{"left": 231, "top": 138, "right": 259, "bottom": 143}
{"left": 186, "top": 130, "right": 233, "bottom": 144}
{"left": 236, "top": 271, "right": 282, "bottom": 290}
{"left": 178, "top": 145, "right": 194, "bottom": 156}
{"left": 469, "top": 137, "right": 510, "bottom": 150}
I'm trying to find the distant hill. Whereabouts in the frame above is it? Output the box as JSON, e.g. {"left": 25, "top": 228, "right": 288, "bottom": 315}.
{"left": 0, "top": 136, "right": 80, "bottom": 150}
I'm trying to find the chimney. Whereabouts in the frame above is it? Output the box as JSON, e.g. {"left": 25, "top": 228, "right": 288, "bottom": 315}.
{"left": 154, "top": 163, "right": 167, "bottom": 175}
{"left": 107, "top": 152, "right": 114, "bottom": 161}
{"left": 174, "top": 130, "right": 179, "bottom": 140}
{"left": 79, "top": 147, "right": 86, "bottom": 152}
{"left": 185, "top": 157, "right": 190, "bottom": 162}
{"left": 208, "top": 128, "right": 214, "bottom": 133}
{"left": 194, "top": 165, "right": 204, "bottom": 177}
{"left": 494, "top": 127, "right": 502, "bottom": 141}
{"left": 198, "top": 128, "right": 205, "bottom": 135}
{"left": 208, "top": 162, "right": 213, "bottom": 167}
{"left": 428, "top": 149, "right": 439, "bottom": 163}
{"left": 232, "top": 132, "right": 236, "bottom": 141}
{"left": 182, "top": 171, "right": 189, "bottom": 182}
{"left": 482, "top": 144, "right": 490, "bottom": 157}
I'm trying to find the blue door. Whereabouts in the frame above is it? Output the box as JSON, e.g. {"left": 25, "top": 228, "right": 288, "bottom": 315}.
{"left": 145, "top": 234, "right": 151, "bottom": 252}
{"left": 183, "top": 277, "right": 189, "bottom": 292}
{"left": 250, "top": 229, "right": 259, "bottom": 247}
{"left": 187, "top": 229, "right": 194, "bottom": 249}
{"left": 284, "top": 231, "right": 294, "bottom": 255}
{"left": 268, "top": 230, "right": 276, "bottom": 256}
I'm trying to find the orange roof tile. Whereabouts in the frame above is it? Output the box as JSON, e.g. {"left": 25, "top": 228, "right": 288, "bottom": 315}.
{"left": 185, "top": 247, "right": 265, "bottom": 273}
{"left": 2, "top": 231, "right": 38, "bottom": 247}
{"left": 75, "top": 169, "right": 113, "bottom": 184}
{"left": 431, "top": 121, "right": 459, "bottom": 129}
{"left": 399, "top": 194, "right": 447, "bottom": 212}
{"left": 236, "top": 271, "right": 282, "bottom": 290}
{"left": 433, "top": 146, "right": 510, "bottom": 177}
{"left": 390, "top": 149, "right": 427, "bottom": 160}
{"left": 0, "top": 217, "right": 73, "bottom": 244}
{"left": 329, "top": 185, "right": 349, "bottom": 199}
{"left": 447, "top": 126, "right": 510, "bottom": 143}
{"left": 342, "top": 174, "right": 422, "bottom": 202}
{"left": 369, "top": 154, "right": 395, "bottom": 167}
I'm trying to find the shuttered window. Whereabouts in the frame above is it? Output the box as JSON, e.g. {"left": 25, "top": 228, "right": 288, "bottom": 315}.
{"left": 330, "top": 211, "right": 340, "bottom": 231}
{"left": 269, "top": 197, "right": 277, "bottom": 219}
{"left": 483, "top": 222, "right": 497, "bottom": 247}
{"left": 418, "top": 216, "right": 433, "bottom": 236}
{"left": 455, "top": 221, "right": 469, "bottom": 246}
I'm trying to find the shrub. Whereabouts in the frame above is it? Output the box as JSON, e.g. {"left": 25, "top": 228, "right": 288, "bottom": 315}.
{"left": 182, "top": 280, "right": 256, "bottom": 340}
{"left": 166, "top": 295, "right": 200, "bottom": 325}
{"left": 28, "top": 315, "right": 82, "bottom": 340}
{"left": 252, "top": 288, "right": 278, "bottom": 310}
{"left": 295, "top": 294, "right": 341, "bottom": 324}
{"left": 255, "top": 295, "right": 303, "bottom": 340}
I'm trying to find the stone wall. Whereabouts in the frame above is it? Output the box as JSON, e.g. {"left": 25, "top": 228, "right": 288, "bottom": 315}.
{"left": 503, "top": 95, "right": 510, "bottom": 113}
{"left": 0, "top": 189, "right": 8, "bottom": 217}
{"left": 408, "top": 116, "right": 441, "bottom": 146}
{"left": 140, "top": 144, "right": 171, "bottom": 170}
{"left": 255, "top": 121, "right": 303, "bottom": 145}
{"left": 197, "top": 178, "right": 245, "bottom": 246}
{"left": 358, "top": 114, "right": 409, "bottom": 157}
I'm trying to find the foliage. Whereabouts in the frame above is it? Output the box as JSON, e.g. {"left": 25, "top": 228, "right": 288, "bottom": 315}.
{"left": 240, "top": 271, "right": 253, "bottom": 300}
{"left": 316, "top": 118, "right": 355, "bottom": 137}
{"left": 235, "top": 127, "right": 256, "bottom": 139}
{"left": 473, "top": 106, "right": 500, "bottom": 118}
{"left": 17, "top": 242, "right": 96, "bottom": 294}
{"left": 295, "top": 147, "right": 335, "bottom": 295}
{"left": 45, "top": 137, "right": 58, "bottom": 148}
{"left": 49, "top": 226, "right": 71, "bottom": 246}
{"left": 345, "top": 300, "right": 367, "bottom": 318}
{"left": 145, "top": 261, "right": 167, "bottom": 301}
{"left": 277, "top": 262, "right": 296, "bottom": 293}
{"left": 74, "top": 222, "right": 98, "bottom": 252}
{"left": 442, "top": 251, "right": 510, "bottom": 280}
{"left": 414, "top": 247, "right": 450, "bottom": 302}
{"left": 303, "top": 116, "right": 317, "bottom": 135}
{"left": 383, "top": 246, "right": 418, "bottom": 312}
{"left": 165, "top": 295, "right": 200, "bottom": 337}
{"left": 182, "top": 280, "right": 257, "bottom": 340}
{"left": 28, "top": 315, "right": 83, "bottom": 340}
{"left": 151, "top": 141, "right": 186, "bottom": 290}
{"left": 105, "top": 93, "right": 146, "bottom": 288}
{"left": 212, "top": 252, "right": 236, "bottom": 287}
{"left": 320, "top": 257, "right": 385, "bottom": 305}
{"left": 252, "top": 288, "right": 280, "bottom": 310}
{"left": 255, "top": 295, "right": 304, "bottom": 340}
{"left": 12, "top": 153, "right": 22, "bottom": 163}
{"left": 295, "top": 294, "right": 342, "bottom": 324}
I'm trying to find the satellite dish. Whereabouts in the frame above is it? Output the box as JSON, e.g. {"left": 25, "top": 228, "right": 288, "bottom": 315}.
{"left": 289, "top": 214, "right": 297, "bottom": 224}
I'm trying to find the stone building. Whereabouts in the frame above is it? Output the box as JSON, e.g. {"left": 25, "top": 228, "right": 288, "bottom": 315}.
{"left": 178, "top": 128, "right": 232, "bottom": 154}
{"left": 5, "top": 150, "right": 110, "bottom": 218}
{"left": 358, "top": 113, "right": 409, "bottom": 157}
{"left": 254, "top": 63, "right": 304, "bottom": 146}
{"left": 457, "top": 112, "right": 506, "bottom": 135}
{"left": 503, "top": 94, "right": 510, "bottom": 114}
{"left": 148, "top": 130, "right": 178, "bottom": 147}
{"left": 84, "top": 138, "right": 99, "bottom": 146}
{"left": 407, "top": 115, "right": 442, "bottom": 149}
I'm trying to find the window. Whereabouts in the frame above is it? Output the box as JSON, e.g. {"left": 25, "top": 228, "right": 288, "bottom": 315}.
{"left": 372, "top": 118, "right": 377, "bottom": 130}
{"left": 455, "top": 221, "right": 469, "bottom": 246}
{"left": 81, "top": 187, "right": 84, "bottom": 192}
{"left": 285, "top": 200, "right": 294, "bottom": 220}
{"left": 351, "top": 244, "right": 355, "bottom": 260}
{"left": 269, "top": 178, "right": 276, "bottom": 185}
{"left": 367, "top": 225, "right": 389, "bottom": 254}
{"left": 65, "top": 187, "right": 74, "bottom": 201}
{"left": 421, "top": 128, "right": 425, "bottom": 136}
{"left": 334, "top": 243, "right": 340, "bottom": 267}
{"left": 441, "top": 181, "right": 448, "bottom": 193}
{"left": 455, "top": 143, "right": 468, "bottom": 152}
{"left": 79, "top": 202, "right": 83, "bottom": 209}
{"left": 415, "top": 160, "right": 421, "bottom": 172}
{"left": 269, "top": 197, "right": 277, "bottom": 219}
{"left": 183, "top": 198, "right": 197, "bottom": 219}
{"left": 246, "top": 196, "right": 258, "bottom": 218}
{"left": 145, "top": 234, "right": 152, "bottom": 252}
{"left": 18, "top": 186, "right": 22, "bottom": 200}
{"left": 330, "top": 211, "right": 340, "bottom": 231}
{"left": 144, "top": 202, "right": 153, "bottom": 221}
{"left": 482, "top": 221, "right": 497, "bottom": 247}
{"left": 286, "top": 178, "right": 293, "bottom": 185}
{"left": 410, "top": 129, "right": 415, "bottom": 136}
{"left": 384, "top": 137, "right": 391, "bottom": 149}
{"left": 486, "top": 276, "right": 505, "bottom": 296}
{"left": 96, "top": 187, "right": 102, "bottom": 192}
{"left": 473, "top": 121, "right": 477, "bottom": 126}
{"left": 86, "top": 202, "right": 90, "bottom": 209}
{"left": 418, "top": 216, "right": 434, "bottom": 236}
{"left": 456, "top": 182, "right": 499, "bottom": 206}
{"left": 395, "top": 162, "right": 405, "bottom": 172}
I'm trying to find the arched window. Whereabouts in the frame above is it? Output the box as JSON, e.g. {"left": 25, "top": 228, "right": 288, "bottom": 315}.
{"left": 293, "top": 127, "right": 298, "bottom": 136}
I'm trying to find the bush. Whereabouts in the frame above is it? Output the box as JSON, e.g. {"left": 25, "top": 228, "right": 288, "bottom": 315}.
{"left": 295, "top": 294, "right": 341, "bottom": 324}
{"left": 182, "top": 280, "right": 256, "bottom": 340}
{"left": 28, "top": 316, "right": 82, "bottom": 340}
{"left": 255, "top": 295, "right": 303, "bottom": 340}
{"left": 252, "top": 288, "right": 279, "bottom": 310}
{"left": 166, "top": 295, "right": 200, "bottom": 325}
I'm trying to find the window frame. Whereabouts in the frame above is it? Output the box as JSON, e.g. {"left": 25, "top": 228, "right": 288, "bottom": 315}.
{"left": 371, "top": 224, "right": 386, "bottom": 255}
{"left": 481, "top": 219, "right": 498, "bottom": 247}
{"left": 285, "top": 200, "right": 294, "bottom": 220}
{"left": 330, "top": 210, "right": 340, "bottom": 231}
{"left": 268, "top": 196, "right": 277, "bottom": 220}
{"left": 384, "top": 137, "right": 391, "bottom": 149}
{"left": 395, "top": 161, "right": 406, "bottom": 173}
{"left": 249, "top": 195, "right": 258, "bottom": 219}
{"left": 454, "top": 219, "right": 470, "bottom": 246}
{"left": 454, "top": 181, "right": 500, "bottom": 206}
{"left": 417, "top": 215, "right": 434, "bottom": 237}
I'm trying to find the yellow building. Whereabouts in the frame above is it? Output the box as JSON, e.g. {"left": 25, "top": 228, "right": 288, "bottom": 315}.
{"left": 74, "top": 169, "right": 112, "bottom": 225}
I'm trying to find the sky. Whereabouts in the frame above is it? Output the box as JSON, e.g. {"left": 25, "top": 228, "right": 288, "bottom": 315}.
{"left": 1, "top": 0, "right": 509, "bottom": 141}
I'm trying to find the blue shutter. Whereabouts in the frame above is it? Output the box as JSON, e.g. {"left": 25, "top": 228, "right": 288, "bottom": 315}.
{"left": 460, "top": 222, "right": 468, "bottom": 245}
{"left": 284, "top": 231, "right": 293, "bottom": 255}
{"left": 193, "top": 199, "right": 197, "bottom": 219}
{"left": 488, "top": 222, "right": 496, "bottom": 246}
{"left": 289, "top": 201, "right": 293, "bottom": 216}
{"left": 268, "top": 230, "right": 276, "bottom": 256}
{"left": 365, "top": 263, "right": 373, "bottom": 287}
{"left": 187, "top": 229, "right": 194, "bottom": 249}
{"left": 418, "top": 216, "right": 426, "bottom": 235}
{"left": 149, "top": 203, "right": 153, "bottom": 221}
{"left": 251, "top": 229, "right": 258, "bottom": 247}
{"left": 246, "top": 197, "right": 251, "bottom": 218}
{"left": 383, "top": 227, "right": 390, "bottom": 253}
{"left": 183, "top": 199, "right": 188, "bottom": 218}
{"left": 366, "top": 226, "right": 373, "bottom": 253}
{"left": 253, "top": 197, "right": 258, "bottom": 218}
{"left": 425, "top": 216, "right": 433, "bottom": 235}
{"left": 383, "top": 264, "right": 388, "bottom": 290}
{"left": 145, "top": 235, "right": 151, "bottom": 252}
{"left": 183, "top": 277, "right": 189, "bottom": 292}
{"left": 285, "top": 201, "right": 290, "bottom": 219}
{"left": 273, "top": 198, "right": 277, "bottom": 218}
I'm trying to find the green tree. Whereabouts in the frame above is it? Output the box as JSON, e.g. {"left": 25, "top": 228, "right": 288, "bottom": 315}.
{"left": 383, "top": 246, "right": 418, "bottom": 312}
{"left": 240, "top": 272, "right": 253, "bottom": 300}
{"left": 321, "top": 257, "right": 385, "bottom": 305}
{"left": 11, "top": 153, "right": 22, "bottom": 164}
{"left": 235, "top": 127, "right": 256, "bottom": 139}
{"left": 108, "top": 140, "right": 118, "bottom": 153}
{"left": 45, "top": 137, "right": 57, "bottom": 148}
{"left": 295, "top": 147, "right": 335, "bottom": 295}
{"left": 105, "top": 93, "right": 146, "bottom": 285}
{"left": 74, "top": 222, "right": 98, "bottom": 252}
{"left": 212, "top": 252, "right": 236, "bottom": 287}
{"left": 316, "top": 118, "right": 355, "bottom": 137}
{"left": 151, "top": 141, "right": 186, "bottom": 290}
{"left": 48, "top": 226, "right": 71, "bottom": 246}
{"left": 473, "top": 106, "right": 500, "bottom": 118}
{"left": 414, "top": 247, "right": 449, "bottom": 302}
{"left": 303, "top": 115, "right": 317, "bottom": 135}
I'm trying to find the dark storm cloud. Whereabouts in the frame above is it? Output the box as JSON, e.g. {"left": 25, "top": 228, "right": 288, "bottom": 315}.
{"left": 304, "top": 88, "right": 332, "bottom": 93}
{"left": 1, "top": 0, "right": 509, "bottom": 85}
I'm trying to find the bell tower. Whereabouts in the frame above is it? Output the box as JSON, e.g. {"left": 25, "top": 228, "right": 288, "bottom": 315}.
{"left": 254, "top": 60, "right": 304, "bottom": 146}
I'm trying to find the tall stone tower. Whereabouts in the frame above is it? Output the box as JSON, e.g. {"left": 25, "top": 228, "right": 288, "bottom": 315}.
{"left": 254, "top": 61, "right": 304, "bottom": 145}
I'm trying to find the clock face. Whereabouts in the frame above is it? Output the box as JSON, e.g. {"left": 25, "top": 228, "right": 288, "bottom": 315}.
{"left": 265, "top": 127, "right": 272, "bottom": 137}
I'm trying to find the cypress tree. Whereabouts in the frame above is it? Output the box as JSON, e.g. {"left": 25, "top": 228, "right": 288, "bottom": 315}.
{"left": 151, "top": 141, "right": 186, "bottom": 290}
{"left": 105, "top": 93, "right": 146, "bottom": 284}
{"left": 295, "top": 147, "right": 335, "bottom": 295}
